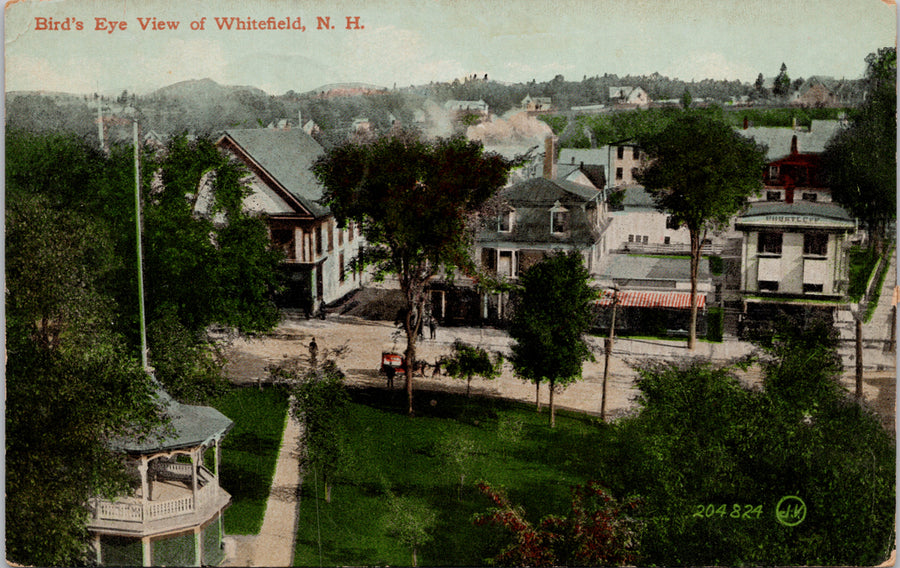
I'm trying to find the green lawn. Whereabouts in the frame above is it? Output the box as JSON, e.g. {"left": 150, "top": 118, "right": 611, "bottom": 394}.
{"left": 293, "top": 387, "right": 612, "bottom": 567}
{"left": 210, "top": 386, "right": 289, "bottom": 534}
{"left": 848, "top": 246, "right": 880, "bottom": 302}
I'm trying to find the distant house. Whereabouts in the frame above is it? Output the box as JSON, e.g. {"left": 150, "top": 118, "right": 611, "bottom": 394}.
{"left": 204, "top": 128, "right": 366, "bottom": 314}
{"left": 791, "top": 76, "right": 865, "bottom": 108}
{"left": 444, "top": 99, "right": 490, "bottom": 122}
{"left": 521, "top": 94, "right": 553, "bottom": 112}
{"left": 608, "top": 86, "right": 650, "bottom": 108}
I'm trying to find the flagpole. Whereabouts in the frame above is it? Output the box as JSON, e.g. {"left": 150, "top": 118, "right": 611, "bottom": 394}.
{"left": 134, "top": 118, "right": 149, "bottom": 371}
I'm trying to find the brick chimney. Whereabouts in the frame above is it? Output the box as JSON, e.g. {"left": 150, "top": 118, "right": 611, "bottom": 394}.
{"left": 543, "top": 135, "right": 558, "bottom": 180}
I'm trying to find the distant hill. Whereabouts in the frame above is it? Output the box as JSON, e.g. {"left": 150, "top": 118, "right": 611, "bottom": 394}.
{"left": 149, "top": 78, "right": 269, "bottom": 100}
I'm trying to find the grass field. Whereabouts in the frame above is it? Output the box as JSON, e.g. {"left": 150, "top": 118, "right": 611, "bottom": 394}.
{"left": 210, "top": 386, "right": 290, "bottom": 534}
{"left": 293, "top": 387, "right": 613, "bottom": 567}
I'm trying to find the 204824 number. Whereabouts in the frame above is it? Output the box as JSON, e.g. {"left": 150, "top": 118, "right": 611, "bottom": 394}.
{"left": 693, "top": 504, "right": 762, "bottom": 519}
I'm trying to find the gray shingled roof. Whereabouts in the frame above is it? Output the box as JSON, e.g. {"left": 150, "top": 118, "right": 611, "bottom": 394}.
{"left": 559, "top": 148, "right": 606, "bottom": 167}
{"left": 113, "top": 388, "right": 234, "bottom": 454}
{"left": 736, "top": 120, "right": 844, "bottom": 161}
{"left": 737, "top": 200, "right": 854, "bottom": 223}
{"left": 222, "top": 128, "right": 329, "bottom": 217}
{"left": 478, "top": 177, "right": 604, "bottom": 246}
{"left": 621, "top": 185, "right": 656, "bottom": 209}
{"left": 600, "top": 254, "right": 710, "bottom": 283}
{"left": 503, "top": 176, "right": 601, "bottom": 205}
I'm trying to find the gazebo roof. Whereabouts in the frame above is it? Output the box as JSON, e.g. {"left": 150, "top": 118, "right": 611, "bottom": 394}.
{"left": 112, "top": 387, "right": 234, "bottom": 455}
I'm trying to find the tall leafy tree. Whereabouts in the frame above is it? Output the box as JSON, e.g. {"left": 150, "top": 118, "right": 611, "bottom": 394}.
{"left": 144, "top": 134, "right": 284, "bottom": 400}
{"left": 6, "top": 163, "right": 163, "bottom": 564}
{"left": 823, "top": 47, "right": 896, "bottom": 254}
{"left": 508, "top": 251, "right": 597, "bottom": 427}
{"left": 636, "top": 113, "right": 766, "bottom": 348}
{"left": 313, "top": 129, "right": 517, "bottom": 415}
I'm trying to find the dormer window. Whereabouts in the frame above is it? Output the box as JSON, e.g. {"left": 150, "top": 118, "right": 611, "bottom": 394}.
{"left": 550, "top": 201, "right": 569, "bottom": 234}
{"left": 498, "top": 208, "right": 515, "bottom": 233}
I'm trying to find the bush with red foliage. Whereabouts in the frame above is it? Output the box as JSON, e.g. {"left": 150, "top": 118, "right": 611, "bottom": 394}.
{"left": 473, "top": 480, "right": 640, "bottom": 567}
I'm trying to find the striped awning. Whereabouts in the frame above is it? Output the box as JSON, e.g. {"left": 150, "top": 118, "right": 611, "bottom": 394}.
{"left": 595, "top": 290, "right": 706, "bottom": 309}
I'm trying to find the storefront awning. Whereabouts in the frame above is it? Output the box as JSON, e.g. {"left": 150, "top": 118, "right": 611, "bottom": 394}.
{"left": 595, "top": 290, "right": 706, "bottom": 309}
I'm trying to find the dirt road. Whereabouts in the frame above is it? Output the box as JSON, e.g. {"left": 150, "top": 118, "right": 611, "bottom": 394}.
{"left": 222, "top": 312, "right": 895, "bottom": 428}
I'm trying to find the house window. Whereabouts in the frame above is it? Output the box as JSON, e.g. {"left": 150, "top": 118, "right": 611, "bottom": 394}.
{"left": 803, "top": 283, "right": 824, "bottom": 293}
{"left": 348, "top": 221, "right": 355, "bottom": 242}
{"left": 551, "top": 211, "right": 568, "bottom": 234}
{"left": 498, "top": 209, "right": 514, "bottom": 232}
{"left": 664, "top": 236, "right": 671, "bottom": 245}
{"left": 327, "top": 221, "right": 334, "bottom": 252}
{"left": 803, "top": 233, "right": 827, "bottom": 256}
{"left": 617, "top": 146, "right": 625, "bottom": 159}
{"left": 616, "top": 167, "right": 623, "bottom": 180}
{"left": 631, "top": 168, "right": 639, "bottom": 179}
{"left": 665, "top": 216, "right": 679, "bottom": 230}
{"left": 802, "top": 192, "right": 818, "bottom": 202}
{"left": 768, "top": 166, "right": 780, "bottom": 181}
{"left": 632, "top": 147, "right": 639, "bottom": 160}
{"left": 758, "top": 232, "right": 782, "bottom": 255}
{"left": 766, "top": 191, "right": 782, "bottom": 201}
{"left": 338, "top": 227, "right": 343, "bottom": 246}
{"left": 315, "top": 226, "right": 323, "bottom": 256}
{"left": 628, "top": 234, "right": 634, "bottom": 243}
{"left": 271, "top": 228, "right": 295, "bottom": 261}
{"left": 339, "top": 253, "right": 345, "bottom": 283}
{"left": 642, "top": 235, "right": 648, "bottom": 244}
{"left": 759, "top": 280, "right": 780, "bottom": 291}
{"left": 498, "top": 251, "right": 515, "bottom": 278}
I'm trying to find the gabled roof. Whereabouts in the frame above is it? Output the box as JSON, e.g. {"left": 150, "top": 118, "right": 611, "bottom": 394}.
{"left": 218, "top": 128, "right": 329, "bottom": 218}
{"left": 736, "top": 120, "right": 844, "bottom": 161}
{"left": 502, "top": 176, "right": 601, "bottom": 205}
{"left": 556, "top": 163, "right": 606, "bottom": 190}
{"left": 478, "top": 177, "right": 604, "bottom": 246}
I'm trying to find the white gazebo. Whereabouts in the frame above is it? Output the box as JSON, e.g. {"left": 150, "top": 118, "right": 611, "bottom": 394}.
{"left": 87, "top": 388, "right": 234, "bottom": 566}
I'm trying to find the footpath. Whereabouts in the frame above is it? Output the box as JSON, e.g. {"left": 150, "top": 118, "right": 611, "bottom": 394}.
{"left": 223, "top": 400, "right": 303, "bottom": 567}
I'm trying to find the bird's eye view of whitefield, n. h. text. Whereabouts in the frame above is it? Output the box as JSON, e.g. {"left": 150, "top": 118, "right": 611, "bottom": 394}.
{"left": 5, "top": 0, "right": 898, "bottom": 566}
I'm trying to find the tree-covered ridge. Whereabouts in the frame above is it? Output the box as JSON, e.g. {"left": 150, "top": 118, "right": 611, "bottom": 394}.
{"left": 6, "top": 62, "right": 867, "bottom": 143}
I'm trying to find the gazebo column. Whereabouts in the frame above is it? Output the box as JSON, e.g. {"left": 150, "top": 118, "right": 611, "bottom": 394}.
{"left": 94, "top": 534, "right": 102, "bottom": 564}
{"left": 191, "top": 448, "right": 199, "bottom": 509}
{"left": 137, "top": 455, "right": 150, "bottom": 515}
{"left": 193, "top": 526, "right": 202, "bottom": 566}
{"left": 141, "top": 536, "right": 151, "bottom": 566}
{"left": 214, "top": 438, "right": 221, "bottom": 480}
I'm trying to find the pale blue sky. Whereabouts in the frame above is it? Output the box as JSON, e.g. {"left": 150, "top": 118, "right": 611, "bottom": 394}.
{"left": 4, "top": 0, "right": 897, "bottom": 95}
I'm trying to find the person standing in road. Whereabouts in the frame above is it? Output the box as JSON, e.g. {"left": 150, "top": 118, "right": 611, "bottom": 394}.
{"left": 308, "top": 337, "right": 318, "bottom": 366}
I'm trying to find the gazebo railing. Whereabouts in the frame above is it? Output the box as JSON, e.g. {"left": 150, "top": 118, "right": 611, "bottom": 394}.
{"left": 90, "top": 466, "right": 218, "bottom": 523}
